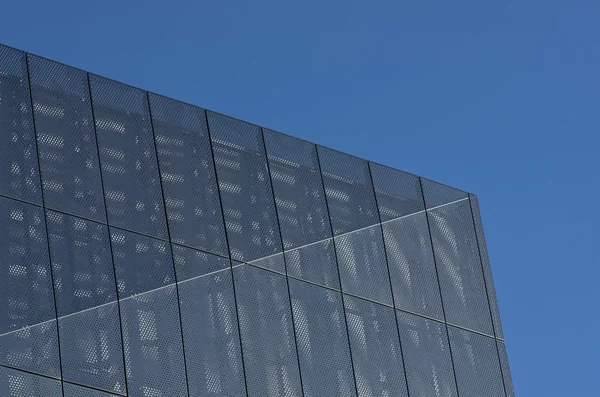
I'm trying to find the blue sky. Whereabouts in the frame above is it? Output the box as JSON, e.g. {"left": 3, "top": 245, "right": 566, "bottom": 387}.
{"left": 2, "top": 1, "right": 598, "bottom": 395}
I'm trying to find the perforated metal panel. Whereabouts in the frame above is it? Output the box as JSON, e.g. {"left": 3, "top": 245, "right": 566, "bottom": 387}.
{"left": 149, "top": 94, "right": 227, "bottom": 256}
{"left": 0, "top": 366, "right": 62, "bottom": 397}
{"left": 110, "top": 228, "right": 175, "bottom": 299}
{"left": 233, "top": 264, "right": 302, "bottom": 397}
{"left": 344, "top": 295, "right": 408, "bottom": 397}
{"left": 335, "top": 225, "right": 393, "bottom": 305}
{"left": 63, "top": 382, "right": 123, "bottom": 397}
{"left": 289, "top": 279, "right": 356, "bottom": 397}
{"left": 172, "top": 243, "right": 230, "bottom": 282}
{"left": 382, "top": 212, "right": 444, "bottom": 321}
{"left": 178, "top": 267, "right": 246, "bottom": 397}
{"left": 120, "top": 285, "right": 188, "bottom": 397}
{"left": 428, "top": 200, "right": 494, "bottom": 335}
{"left": 28, "top": 55, "right": 105, "bottom": 221}
{"left": 207, "top": 112, "right": 283, "bottom": 265}
{"left": 317, "top": 146, "right": 379, "bottom": 235}
{"left": 249, "top": 252, "right": 286, "bottom": 274}
{"left": 285, "top": 240, "right": 340, "bottom": 289}
{"left": 448, "top": 326, "right": 504, "bottom": 397}
{"left": 369, "top": 162, "right": 424, "bottom": 221}
{"left": 469, "top": 194, "right": 504, "bottom": 339}
{"left": 420, "top": 177, "right": 468, "bottom": 209}
{"left": 89, "top": 75, "right": 168, "bottom": 239}
{"left": 497, "top": 340, "right": 515, "bottom": 397}
{"left": 396, "top": 311, "right": 458, "bottom": 397}
{"left": 46, "top": 211, "right": 116, "bottom": 316}
{"left": 59, "top": 303, "right": 126, "bottom": 394}
{"left": 263, "top": 128, "right": 331, "bottom": 249}
{"left": 0, "top": 45, "right": 41, "bottom": 204}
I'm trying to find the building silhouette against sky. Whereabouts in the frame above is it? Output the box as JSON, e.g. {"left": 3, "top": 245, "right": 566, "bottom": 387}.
{"left": 0, "top": 43, "right": 514, "bottom": 397}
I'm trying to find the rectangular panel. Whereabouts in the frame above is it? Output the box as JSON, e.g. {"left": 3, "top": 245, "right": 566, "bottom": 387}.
{"left": 396, "top": 312, "right": 458, "bottom": 397}
{"left": 317, "top": 146, "right": 378, "bottom": 235}
{"left": 120, "top": 285, "right": 188, "bottom": 397}
{"left": 172, "top": 243, "right": 230, "bottom": 282}
{"left": 178, "top": 266, "right": 246, "bottom": 397}
{"left": 233, "top": 264, "right": 302, "bottom": 397}
{"left": 497, "top": 340, "right": 515, "bottom": 397}
{"left": 448, "top": 327, "right": 504, "bottom": 397}
{"left": 0, "top": 45, "right": 42, "bottom": 204}
{"left": 289, "top": 279, "right": 356, "bottom": 397}
{"left": 428, "top": 200, "right": 494, "bottom": 335}
{"left": 285, "top": 240, "right": 340, "bottom": 289}
{"left": 469, "top": 194, "right": 504, "bottom": 339}
{"left": 369, "top": 162, "right": 424, "bottom": 221}
{"left": 344, "top": 295, "right": 408, "bottom": 397}
{"left": 382, "top": 212, "right": 444, "bottom": 321}
{"left": 420, "top": 177, "right": 468, "bottom": 209}
{"left": 263, "top": 129, "right": 331, "bottom": 249}
{"left": 335, "top": 225, "right": 393, "bottom": 305}
{"left": 208, "top": 112, "right": 283, "bottom": 267}
{"left": 0, "top": 366, "right": 62, "bottom": 397}
{"left": 149, "top": 94, "right": 227, "bottom": 256}
{"left": 28, "top": 54, "right": 106, "bottom": 221}
{"left": 89, "top": 75, "right": 167, "bottom": 239}
{"left": 64, "top": 382, "right": 123, "bottom": 397}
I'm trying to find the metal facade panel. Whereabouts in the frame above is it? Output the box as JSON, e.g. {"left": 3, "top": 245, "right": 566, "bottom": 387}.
{"left": 428, "top": 200, "right": 494, "bottom": 335}
{"left": 233, "top": 264, "right": 302, "bottom": 397}
{"left": 420, "top": 178, "right": 468, "bottom": 209}
{"left": 172, "top": 243, "right": 230, "bottom": 282}
{"left": 207, "top": 112, "right": 283, "bottom": 267}
{"left": 89, "top": 75, "right": 168, "bottom": 239}
{"left": 285, "top": 240, "right": 340, "bottom": 289}
{"left": 497, "top": 340, "right": 515, "bottom": 397}
{"left": 28, "top": 55, "right": 105, "bottom": 221}
{"left": 382, "top": 212, "right": 444, "bottom": 321}
{"left": 369, "top": 162, "right": 424, "bottom": 221}
{"left": 289, "top": 279, "right": 356, "bottom": 397}
{"left": 0, "top": 45, "right": 42, "bottom": 204}
{"left": 0, "top": 366, "right": 62, "bottom": 397}
{"left": 63, "top": 382, "right": 123, "bottom": 397}
{"left": 149, "top": 94, "right": 227, "bottom": 256}
{"left": 344, "top": 295, "right": 409, "bottom": 397}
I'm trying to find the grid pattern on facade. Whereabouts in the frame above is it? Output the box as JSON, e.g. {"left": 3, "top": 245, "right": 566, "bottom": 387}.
{"left": 0, "top": 43, "right": 514, "bottom": 397}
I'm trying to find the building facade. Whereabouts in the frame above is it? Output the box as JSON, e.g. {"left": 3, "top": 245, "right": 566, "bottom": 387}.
{"left": 0, "top": 43, "right": 514, "bottom": 397}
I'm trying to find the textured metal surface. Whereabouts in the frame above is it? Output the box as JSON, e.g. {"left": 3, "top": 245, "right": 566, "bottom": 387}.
{"left": 149, "top": 94, "right": 227, "bottom": 256}
{"left": 421, "top": 177, "right": 468, "bottom": 209}
{"left": 233, "top": 264, "right": 302, "bottom": 397}
{"left": 207, "top": 112, "right": 283, "bottom": 266}
{"left": 396, "top": 311, "right": 458, "bottom": 397}
{"left": 317, "top": 146, "right": 379, "bottom": 235}
{"left": 335, "top": 225, "right": 393, "bottom": 305}
{"left": 448, "top": 326, "right": 504, "bottom": 397}
{"left": 497, "top": 340, "right": 515, "bottom": 397}
{"left": 89, "top": 75, "right": 168, "bottom": 239}
{"left": 28, "top": 55, "right": 105, "bottom": 221}
{"left": 369, "top": 162, "right": 424, "bottom": 221}
{"left": 289, "top": 278, "right": 356, "bottom": 397}
{"left": 344, "top": 295, "right": 408, "bottom": 397}
{"left": 0, "top": 366, "right": 62, "bottom": 397}
{"left": 0, "top": 45, "right": 42, "bottom": 204}
{"left": 63, "top": 382, "right": 123, "bottom": 397}
{"left": 428, "top": 200, "right": 494, "bottom": 335}
{"left": 382, "top": 212, "right": 444, "bottom": 320}
{"left": 172, "top": 243, "right": 230, "bottom": 282}
{"left": 285, "top": 240, "right": 340, "bottom": 289}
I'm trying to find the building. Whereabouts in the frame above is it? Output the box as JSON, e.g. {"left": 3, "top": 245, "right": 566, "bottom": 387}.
{"left": 0, "top": 43, "right": 514, "bottom": 397}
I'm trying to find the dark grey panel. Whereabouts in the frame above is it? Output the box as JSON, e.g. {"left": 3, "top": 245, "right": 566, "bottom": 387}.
{"left": 89, "top": 75, "right": 168, "bottom": 239}
{"left": 497, "top": 340, "right": 515, "bottom": 397}
{"left": 289, "top": 279, "right": 356, "bottom": 397}
{"left": 172, "top": 243, "right": 230, "bottom": 282}
{"left": 285, "top": 240, "right": 340, "bottom": 289}
{"left": 149, "top": 94, "right": 227, "bottom": 256}
{"left": 46, "top": 211, "right": 116, "bottom": 316}
{"left": 207, "top": 112, "right": 283, "bottom": 267}
{"left": 382, "top": 212, "right": 444, "bottom": 321}
{"left": 396, "top": 312, "right": 457, "bottom": 397}
{"left": 28, "top": 54, "right": 105, "bottom": 221}
{"left": 0, "top": 45, "right": 41, "bottom": 204}
{"left": 63, "top": 382, "right": 123, "bottom": 397}
{"left": 179, "top": 267, "right": 246, "bottom": 397}
{"left": 344, "top": 295, "right": 408, "bottom": 397}
{"left": 120, "top": 286, "right": 188, "bottom": 397}
{"left": 59, "top": 303, "right": 126, "bottom": 394}
{"left": 233, "top": 264, "right": 302, "bottom": 397}
{"left": 428, "top": 200, "right": 494, "bottom": 335}
{"left": 469, "top": 194, "right": 504, "bottom": 339}
{"left": 249, "top": 252, "right": 286, "bottom": 274}
{"left": 0, "top": 366, "right": 62, "bottom": 397}
{"left": 110, "top": 228, "right": 175, "bottom": 299}
{"left": 263, "top": 129, "right": 331, "bottom": 249}
{"left": 420, "top": 178, "right": 468, "bottom": 209}
{"left": 369, "top": 162, "right": 424, "bottom": 221}
{"left": 448, "top": 327, "right": 504, "bottom": 397}
{"left": 335, "top": 225, "right": 393, "bottom": 305}
{"left": 317, "top": 146, "right": 378, "bottom": 235}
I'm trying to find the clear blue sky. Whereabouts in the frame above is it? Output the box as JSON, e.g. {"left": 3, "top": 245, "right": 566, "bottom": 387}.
{"left": 2, "top": 1, "right": 598, "bottom": 395}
